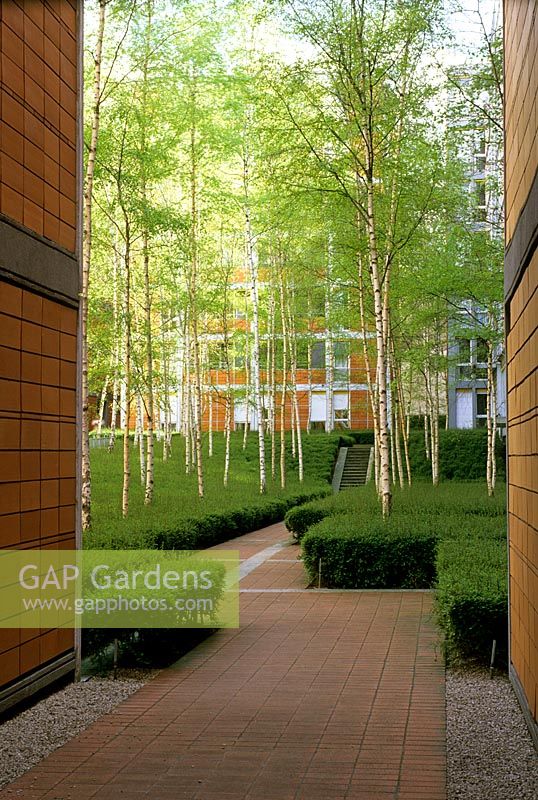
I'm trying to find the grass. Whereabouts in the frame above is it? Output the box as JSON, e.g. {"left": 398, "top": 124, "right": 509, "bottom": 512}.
{"left": 85, "top": 430, "right": 340, "bottom": 548}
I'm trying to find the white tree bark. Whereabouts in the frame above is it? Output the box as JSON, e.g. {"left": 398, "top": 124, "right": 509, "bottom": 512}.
{"left": 243, "top": 146, "right": 266, "bottom": 494}
{"left": 81, "top": 0, "right": 107, "bottom": 530}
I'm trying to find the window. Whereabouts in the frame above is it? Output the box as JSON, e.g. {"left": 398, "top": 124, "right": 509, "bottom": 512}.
{"left": 208, "top": 342, "right": 226, "bottom": 370}
{"left": 475, "top": 136, "right": 487, "bottom": 173}
{"left": 456, "top": 338, "right": 471, "bottom": 363}
{"left": 476, "top": 392, "right": 488, "bottom": 428}
{"left": 311, "top": 341, "right": 326, "bottom": 369}
{"left": 476, "top": 338, "right": 488, "bottom": 364}
{"left": 334, "top": 341, "right": 349, "bottom": 381}
{"left": 334, "top": 392, "right": 350, "bottom": 429}
{"left": 296, "top": 339, "right": 310, "bottom": 369}
{"left": 474, "top": 179, "right": 487, "bottom": 222}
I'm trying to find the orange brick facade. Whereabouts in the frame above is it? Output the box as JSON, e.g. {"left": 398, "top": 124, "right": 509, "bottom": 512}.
{"left": 0, "top": 1, "right": 79, "bottom": 710}
{"left": 504, "top": 0, "right": 538, "bottom": 745}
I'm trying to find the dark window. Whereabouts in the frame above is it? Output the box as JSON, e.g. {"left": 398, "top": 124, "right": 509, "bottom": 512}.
{"left": 456, "top": 338, "right": 471, "bottom": 363}
{"left": 311, "top": 341, "right": 326, "bottom": 369}
{"left": 476, "top": 393, "right": 488, "bottom": 416}
{"left": 476, "top": 338, "right": 488, "bottom": 363}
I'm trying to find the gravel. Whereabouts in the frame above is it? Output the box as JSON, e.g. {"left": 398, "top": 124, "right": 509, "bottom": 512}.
{"left": 0, "top": 669, "right": 156, "bottom": 790}
{"left": 447, "top": 668, "right": 538, "bottom": 799}
{"left": 2, "top": 665, "right": 537, "bottom": 796}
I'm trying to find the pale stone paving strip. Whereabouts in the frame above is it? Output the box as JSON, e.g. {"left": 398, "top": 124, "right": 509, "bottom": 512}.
{"left": 0, "top": 520, "right": 446, "bottom": 800}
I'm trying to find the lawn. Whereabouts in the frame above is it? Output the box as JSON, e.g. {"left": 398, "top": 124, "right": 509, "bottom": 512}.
{"left": 85, "top": 430, "right": 342, "bottom": 549}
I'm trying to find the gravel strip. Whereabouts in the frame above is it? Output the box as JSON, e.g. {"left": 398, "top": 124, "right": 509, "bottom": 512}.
{"left": 447, "top": 668, "right": 538, "bottom": 799}
{"left": 0, "top": 669, "right": 156, "bottom": 790}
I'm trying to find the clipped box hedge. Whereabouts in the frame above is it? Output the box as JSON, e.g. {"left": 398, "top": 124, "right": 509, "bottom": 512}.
{"left": 435, "top": 536, "right": 508, "bottom": 665}
{"left": 296, "top": 483, "right": 508, "bottom": 664}
{"left": 302, "top": 513, "right": 438, "bottom": 589}
{"left": 86, "top": 488, "right": 330, "bottom": 551}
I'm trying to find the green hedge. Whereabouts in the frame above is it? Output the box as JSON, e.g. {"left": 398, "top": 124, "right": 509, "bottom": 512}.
{"left": 407, "top": 428, "right": 506, "bottom": 481}
{"left": 86, "top": 487, "right": 330, "bottom": 551}
{"left": 436, "top": 536, "right": 508, "bottom": 664}
{"left": 302, "top": 514, "right": 438, "bottom": 589}
{"left": 347, "top": 430, "right": 375, "bottom": 444}
{"left": 284, "top": 488, "right": 381, "bottom": 540}
{"left": 296, "top": 483, "right": 507, "bottom": 664}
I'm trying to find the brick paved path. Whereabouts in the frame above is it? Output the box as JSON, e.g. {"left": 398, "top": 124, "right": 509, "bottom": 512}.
{"left": 1, "top": 523, "right": 446, "bottom": 800}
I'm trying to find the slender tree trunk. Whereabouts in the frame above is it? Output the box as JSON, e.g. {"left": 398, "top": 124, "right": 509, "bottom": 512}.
{"left": 278, "top": 275, "right": 288, "bottom": 490}
{"left": 242, "top": 309, "right": 250, "bottom": 450}
{"left": 160, "top": 301, "right": 171, "bottom": 461}
{"left": 81, "top": 0, "right": 107, "bottom": 531}
{"left": 307, "top": 339, "right": 312, "bottom": 434}
{"left": 424, "top": 411, "right": 430, "bottom": 460}
{"left": 183, "top": 319, "right": 191, "bottom": 475}
{"left": 96, "top": 375, "right": 108, "bottom": 435}
{"left": 285, "top": 280, "right": 303, "bottom": 481}
{"left": 268, "top": 289, "right": 277, "bottom": 480}
{"left": 486, "top": 340, "right": 497, "bottom": 496}
{"left": 365, "top": 177, "right": 391, "bottom": 516}
{"left": 137, "top": 392, "right": 146, "bottom": 485}
{"left": 208, "top": 390, "right": 213, "bottom": 456}
{"left": 189, "top": 70, "right": 204, "bottom": 497}
{"left": 121, "top": 224, "right": 131, "bottom": 518}
{"left": 325, "top": 247, "right": 334, "bottom": 433}
{"left": 243, "top": 145, "right": 266, "bottom": 494}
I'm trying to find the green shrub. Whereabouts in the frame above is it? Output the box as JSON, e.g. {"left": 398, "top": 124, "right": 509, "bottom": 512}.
{"left": 83, "top": 627, "right": 215, "bottom": 667}
{"left": 347, "top": 430, "right": 375, "bottom": 444}
{"left": 436, "top": 537, "right": 507, "bottom": 664}
{"left": 284, "top": 487, "right": 382, "bottom": 540}
{"left": 86, "top": 487, "right": 330, "bottom": 551}
{"left": 302, "top": 514, "right": 438, "bottom": 589}
{"left": 407, "top": 429, "right": 506, "bottom": 481}
{"left": 296, "top": 482, "right": 508, "bottom": 664}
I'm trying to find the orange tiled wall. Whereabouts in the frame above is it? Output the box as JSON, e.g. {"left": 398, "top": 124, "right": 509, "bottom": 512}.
{"left": 0, "top": 0, "right": 77, "bottom": 252}
{"left": 504, "top": 0, "right": 538, "bottom": 244}
{"left": 506, "top": 248, "right": 538, "bottom": 723}
{"left": 0, "top": 280, "right": 77, "bottom": 686}
{"left": 504, "top": 0, "right": 538, "bottom": 728}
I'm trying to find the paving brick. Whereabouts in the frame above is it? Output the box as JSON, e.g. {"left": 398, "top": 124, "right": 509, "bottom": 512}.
{"left": 0, "top": 522, "right": 446, "bottom": 799}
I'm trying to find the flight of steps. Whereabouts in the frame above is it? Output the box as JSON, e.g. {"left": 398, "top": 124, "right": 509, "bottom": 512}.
{"left": 339, "top": 444, "right": 372, "bottom": 489}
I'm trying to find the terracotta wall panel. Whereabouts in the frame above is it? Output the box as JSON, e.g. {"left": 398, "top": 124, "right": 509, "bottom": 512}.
{"left": 0, "top": 0, "right": 78, "bottom": 252}
{"left": 0, "top": 280, "right": 76, "bottom": 690}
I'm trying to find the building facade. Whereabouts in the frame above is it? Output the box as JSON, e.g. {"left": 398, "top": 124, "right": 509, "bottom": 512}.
{"left": 504, "top": 0, "right": 538, "bottom": 747}
{"left": 0, "top": 1, "right": 80, "bottom": 712}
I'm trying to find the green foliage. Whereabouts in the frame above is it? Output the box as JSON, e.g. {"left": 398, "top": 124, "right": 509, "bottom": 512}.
{"left": 296, "top": 481, "right": 507, "bottom": 664}
{"left": 86, "top": 432, "right": 336, "bottom": 550}
{"left": 436, "top": 535, "right": 507, "bottom": 665}
{"left": 82, "top": 628, "right": 214, "bottom": 668}
{"left": 407, "top": 429, "right": 506, "bottom": 481}
{"left": 285, "top": 487, "right": 380, "bottom": 540}
{"left": 347, "top": 430, "right": 375, "bottom": 444}
{"left": 302, "top": 514, "right": 438, "bottom": 589}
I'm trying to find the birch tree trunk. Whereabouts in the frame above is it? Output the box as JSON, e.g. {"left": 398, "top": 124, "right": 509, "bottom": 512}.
{"left": 325, "top": 251, "right": 334, "bottom": 433}
{"left": 278, "top": 275, "right": 288, "bottom": 490}
{"left": 96, "top": 376, "right": 108, "bottom": 435}
{"left": 137, "top": 392, "right": 146, "bottom": 485}
{"left": 189, "top": 73, "right": 204, "bottom": 498}
{"left": 365, "top": 177, "right": 392, "bottom": 517}
{"left": 243, "top": 146, "right": 266, "bottom": 494}
{"left": 81, "top": 0, "right": 107, "bottom": 531}
{"left": 121, "top": 221, "right": 131, "bottom": 518}
{"left": 486, "top": 341, "right": 497, "bottom": 496}
{"left": 285, "top": 279, "right": 303, "bottom": 482}
{"left": 268, "top": 289, "right": 277, "bottom": 479}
